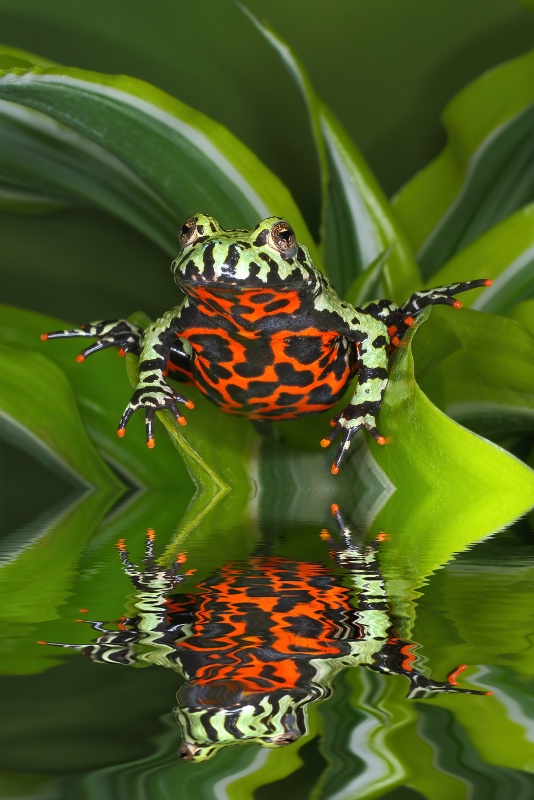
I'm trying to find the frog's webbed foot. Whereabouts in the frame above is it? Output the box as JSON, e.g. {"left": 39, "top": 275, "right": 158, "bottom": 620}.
{"left": 321, "top": 403, "right": 386, "bottom": 475}
{"left": 364, "top": 279, "right": 493, "bottom": 349}
{"left": 118, "top": 378, "right": 194, "bottom": 447}
{"left": 41, "top": 319, "right": 144, "bottom": 360}
{"left": 401, "top": 279, "right": 492, "bottom": 318}
{"left": 117, "top": 529, "right": 189, "bottom": 593}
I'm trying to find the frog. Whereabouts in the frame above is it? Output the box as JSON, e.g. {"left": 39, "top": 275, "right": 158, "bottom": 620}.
{"left": 42, "top": 214, "right": 491, "bottom": 473}
{"left": 39, "top": 506, "right": 487, "bottom": 761}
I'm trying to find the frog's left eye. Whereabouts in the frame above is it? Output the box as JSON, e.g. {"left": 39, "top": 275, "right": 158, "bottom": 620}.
{"left": 269, "top": 221, "right": 298, "bottom": 259}
{"left": 179, "top": 217, "right": 201, "bottom": 248}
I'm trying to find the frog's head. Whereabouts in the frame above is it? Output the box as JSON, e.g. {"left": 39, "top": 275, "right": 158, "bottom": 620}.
{"left": 171, "top": 213, "right": 317, "bottom": 292}
{"left": 174, "top": 679, "right": 319, "bottom": 762}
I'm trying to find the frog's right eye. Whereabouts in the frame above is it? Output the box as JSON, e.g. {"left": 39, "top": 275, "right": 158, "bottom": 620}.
{"left": 268, "top": 220, "right": 298, "bottom": 260}
{"left": 179, "top": 217, "right": 200, "bottom": 248}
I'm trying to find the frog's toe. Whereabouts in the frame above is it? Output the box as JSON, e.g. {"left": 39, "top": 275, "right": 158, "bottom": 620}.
{"left": 320, "top": 421, "right": 359, "bottom": 474}
{"left": 75, "top": 338, "right": 125, "bottom": 362}
{"left": 144, "top": 409, "right": 157, "bottom": 448}
{"left": 367, "top": 426, "right": 388, "bottom": 446}
{"left": 330, "top": 428, "right": 359, "bottom": 474}
{"left": 41, "top": 326, "right": 91, "bottom": 341}
{"left": 117, "top": 403, "right": 137, "bottom": 439}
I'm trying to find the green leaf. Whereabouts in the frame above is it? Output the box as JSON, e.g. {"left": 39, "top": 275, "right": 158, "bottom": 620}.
{"left": 427, "top": 203, "right": 534, "bottom": 315}
{"left": 508, "top": 298, "right": 534, "bottom": 336}
{"left": 413, "top": 307, "right": 534, "bottom": 441}
{"left": 369, "top": 310, "right": 534, "bottom": 589}
{"left": 343, "top": 247, "right": 392, "bottom": 307}
{"left": 0, "top": 344, "right": 121, "bottom": 490}
{"left": 243, "top": 12, "right": 420, "bottom": 299}
{"left": 0, "top": 489, "right": 120, "bottom": 675}
{"left": 0, "top": 50, "right": 317, "bottom": 259}
{"left": 319, "top": 105, "right": 421, "bottom": 300}
{"left": 393, "top": 49, "right": 534, "bottom": 278}
{"left": 0, "top": 45, "right": 57, "bottom": 70}
{"left": 0, "top": 305, "right": 193, "bottom": 490}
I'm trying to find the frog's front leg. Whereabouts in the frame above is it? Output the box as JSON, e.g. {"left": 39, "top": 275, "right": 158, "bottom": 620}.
{"left": 401, "top": 279, "right": 492, "bottom": 318}
{"left": 118, "top": 307, "right": 194, "bottom": 447}
{"left": 321, "top": 317, "right": 389, "bottom": 474}
{"left": 42, "top": 319, "right": 144, "bottom": 359}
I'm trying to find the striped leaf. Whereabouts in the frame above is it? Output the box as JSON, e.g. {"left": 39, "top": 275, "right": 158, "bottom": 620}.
{"left": 393, "top": 49, "right": 534, "bottom": 278}
{"left": 0, "top": 343, "right": 122, "bottom": 491}
{"left": 426, "top": 203, "right": 534, "bottom": 314}
{"left": 0, "top": 49, "right": 316, "bottom": 259}
{"left": 413, "top": 307, "right": 534, "bottom": 441}
{"left": 244, "top": 12, "right": 420, "bottom": 299}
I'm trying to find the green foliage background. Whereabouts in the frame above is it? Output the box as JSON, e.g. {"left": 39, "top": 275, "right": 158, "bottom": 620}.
{"left": 1, "top": 3, "right": 534, "bottom": 797}
{"left": 0, "top": 0, "right": 532, "bottom": 529}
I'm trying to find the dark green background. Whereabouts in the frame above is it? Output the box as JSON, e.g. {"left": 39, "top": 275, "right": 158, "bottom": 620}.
{"left": 1, "top": 0, "right": 534, "bottom": 321}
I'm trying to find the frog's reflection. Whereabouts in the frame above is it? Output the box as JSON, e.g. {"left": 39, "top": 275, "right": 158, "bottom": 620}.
{"left": 44, "top": 506, "right": 487, "bottom": 761}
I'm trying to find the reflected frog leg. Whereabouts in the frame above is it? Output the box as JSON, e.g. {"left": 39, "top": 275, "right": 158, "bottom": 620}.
{"left": 325, "top": 505, "right": 490, "bottom": 697}
{"left": 40, "top": 531, "right": 195, "bottom": 668}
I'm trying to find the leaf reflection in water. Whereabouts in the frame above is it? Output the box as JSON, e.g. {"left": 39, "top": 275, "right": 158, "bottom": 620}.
{"left": 39, "top": 505, "right": 488, "bottom": 762}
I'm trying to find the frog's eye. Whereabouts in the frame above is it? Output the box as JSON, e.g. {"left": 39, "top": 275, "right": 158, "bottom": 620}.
{"left": 179, "top": 217, "right": 200, "bottom": 248}
{"left": 269, "top": 221, "right": 298, "bottom": 259}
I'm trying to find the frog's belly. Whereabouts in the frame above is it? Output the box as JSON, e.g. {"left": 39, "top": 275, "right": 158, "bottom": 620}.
{"left": 187, "top": 328, "right": 356, "bottom": 419}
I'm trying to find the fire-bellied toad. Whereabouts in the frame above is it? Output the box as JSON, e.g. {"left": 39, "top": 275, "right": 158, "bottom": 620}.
{"left": 42, "top": 214, "right": 491, "bottom": 472}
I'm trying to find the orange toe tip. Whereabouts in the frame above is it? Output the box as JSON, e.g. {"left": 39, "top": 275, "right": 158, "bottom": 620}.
{"left": 453, "top": 300, "right": 462, "bottom": 309}
{"left": 37, "top": 641, "right": 47, "bottom": 645}
{"left": 320, "top": 438, "right": 331, "bottom": 448}
{"left": 376, "top": 435, "right": 387, "bottom": 445}
{"left": 118, "top": 348, "right": 126, "bottom": 357}
{"left": 117, "top": 428, "right": 126, "bottom": 438}
{"left": 375, "top": 532, "right": 390, "bottom": 542}
{"left": 147, "top": 528, "right": 156, "bottom": 539}
{"left": 329, "top": 419, "right": 337, "bottom": 428}
{"left": 40, "top": 333, "right": 49, "bottom": 341}
{"left": 330, "top": 464, "right": 340, "bottom": 475}
{"left": 75, "top": 354, "right": 85, "bottom": 363}
{"left": 177, "top": 416, "right": 187, "bottom": 426}
{"left": 330, "top": 503, "right": 340, "bottom": 514}
{"left": 185, "top": 400, "right": 195, "bottom": 409}
{"left": 485, "top": 691, "right": 494, "bottom": 696}
{"left": 319, "top": 530, "right": 330, "bottom": 539}
{"left": 484, "top": 279, "right": 493, "bottom": 286}
{"left": 147, "top": 437, "right": 156, "bottom": 449}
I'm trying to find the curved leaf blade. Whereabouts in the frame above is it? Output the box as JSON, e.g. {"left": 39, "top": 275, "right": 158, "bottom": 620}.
{"left": 0, "top": 55, "right": 316, "bottom": 258}
{"left": 427, "top": 203, "right": 534, "bottom": 314}
{"left": 0, "top": 306, "right": 193, "bottom": 490}
{"left": 413, "top": 307, "right": 534, "bottom": 441}
{"left": 0, "top": 344, "right": 122, "bottom": 490}
{"left": 393, "top": 49, "right": 534, "bottom": 277}
{"left": 370, "top": 311, "right": 534, "bottom": 586}
{"left": 319, "top": 106, "right": 421, "bottom": 300}
{"left": 244, "top": 12, "right": 420, "bottom": 298}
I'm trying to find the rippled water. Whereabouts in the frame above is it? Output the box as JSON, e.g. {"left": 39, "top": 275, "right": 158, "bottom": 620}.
{"left": 1, "top": 445, "right": 534, "bottom": 799}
